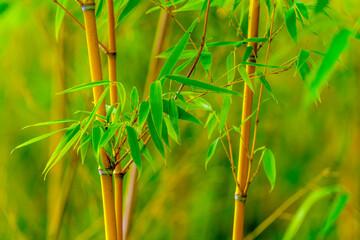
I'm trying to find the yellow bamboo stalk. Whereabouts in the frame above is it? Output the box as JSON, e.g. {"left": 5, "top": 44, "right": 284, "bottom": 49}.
{"left": 232, "top": 1, "right": 260, "bottom": 240}
{"left": 82, "top": 1, "right": 117, "bottom": 239}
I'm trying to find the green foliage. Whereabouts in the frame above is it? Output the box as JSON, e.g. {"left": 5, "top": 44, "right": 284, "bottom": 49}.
{"left": 126, "top": 126, "right": 142, "bottom": 176}
{"left": 285, "top": 6, "right": 297, "bottom": 44}
{"left": 55, "top": 0, "right": 68, "bottom": 41}
{"left": 262, "top": 149, "right": 276, "bottom": 192}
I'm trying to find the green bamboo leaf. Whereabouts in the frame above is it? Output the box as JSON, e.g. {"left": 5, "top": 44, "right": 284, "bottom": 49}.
{"left": 130, "top": 87, "right": 139, "bottom": 110}
{"left": 241, "top": 62, "right": 281, "bottom": 68}
{"left": 158, "top": 19, "right": 198, "bottom": 84}
{"left": 161, "top": 119, "right": 170, "bottom": 149}
{"left": 164, "top": 116, "right": 180, "bottom": 144}
{"left": 205, "top": 138, "right": 219, "bottom": 169}
{"left": 310, "top": 29, "right": 350, "bottom": 98}
{"left": 92, "top": 126, "right": 102, "bottom": 159}
{"left": 106, "top": 104, "right": 116, "bottom": 123}
{"left": 262, "top": 149, "right": 276, "bottom": 192}
{"left": 138, "top": 101, "right": 150, "bottom": 131}
{"left": 226, "top": 51, "right": 235, "bottom": 83}
{"left": 149, "top": 81, "right": 163, "bottom": 135}
{"left": 295, "top": 2, "right": 309, "bottom": 20}
{"left": 166, "top": 75, "right": 242, "bottom": 96}
{"left": 23, "top": 119, "right": 76, "bottom": 129}
{"left": 139, "top": 140, "right": 155, "bottom": 171}
{"left": 57, "top": 81, "right": 111, "bottom": 95}
{"left": 116, "top": 82, "right": 127, "bottom": 112}
{"left": 157, "top": 49, "right": 198, "bottom": 60}
{"left": 285, "top": 7, "right": 297, "bottom": 44}
{"left": 232, "top": 0, "right": 242, "bottom": 12}
{"left": 43, "top": 128, "right": 81, "bottom": 179}
{"left": 207, "top": 41, "right": 238, "bottom": 47}
{"left": 79, "top": 133, "right": 91, "bottom": 164}
{"left": 96, "top": 0, "right": 105, "bottom": 19}
{"left": 283, "top": 186, "right": 344, "bottom": 240}
{"left": 75, "top": 110, "right": 107, "bottom": 121}
{"left": 55, "top": 0, "right": 69, "bottom": 41}
{"left": 234, "top": 37, "right": 269, "bottom": 48}
{"left": 99, "top": 123, "right": 121, "bottom": 148}
{"left": 126, "top": 126, "right": 142, "bottom": 176}
{"left": 219, "top": 96, "right": 231, "bottom": 131}
{"left": 315, "top": 0, "right": 329, "bottom": 13}
{"left": 200, "top": 52, "right": 212, "bottom": 73}
{"left": 205, "top": 112, "right": 218, "bottom": 138}
{"left": 238, "top": 65, "right": 254, "bottom": 92}
{"left": 163, "top": 100, "right": 202, "bottom": 125}
{"left": 169, "top": 98, "right": 180, "bottom": 141}
{"left": 319, "top": 193, "right": 349, "bottom": 238}
{"left": 174, "top": 0, "right": 223, "bottom": 12}
{"left": 147, "top": 113, "right": 165, "bottom": 159}
{"left": 296, "top": 50, "right": 311, "bottom": 82}
{"left": 117, "top": 0, "right": 142, "bottom": 24}
{"left": 11, "top": 127, "right": 69, "bottom": 154}
{"left": 257, "top": 72, "right": 277, "bottom": 102}
{"left": 146, "top": 0, "right": 186, "bottom": 14}
{"left": 242, "top": 46, "right": 254, "bottom": 62}
{"left": 174, "top": 53, "right": 198, "bottom": 74}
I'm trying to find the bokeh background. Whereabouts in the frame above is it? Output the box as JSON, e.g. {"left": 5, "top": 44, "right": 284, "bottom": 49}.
{"left": 0, "top": 0, "right": 359, "bottom": 239}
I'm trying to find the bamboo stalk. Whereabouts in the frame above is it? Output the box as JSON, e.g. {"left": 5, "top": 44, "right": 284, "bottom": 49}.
{"left": 82, "top": 1, "right": 117, "bottom": 239}
{"left": 232, "top": 1, "right": 260, "bottom": 240}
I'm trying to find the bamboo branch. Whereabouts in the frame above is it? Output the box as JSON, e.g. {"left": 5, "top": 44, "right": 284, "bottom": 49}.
{"left": 232, "top": 0, "right": 260, "bottom": 239}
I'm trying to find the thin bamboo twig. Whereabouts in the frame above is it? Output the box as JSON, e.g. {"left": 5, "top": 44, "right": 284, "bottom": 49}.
{"left": 244, "top": 1, "right": 277, "bottom": 194}
{"left": 232, "top": 0, "right": 260, "bottom": 239}
{"left": 81, "top": 1, "right": 117, "bottom": 239}
{"left": 53, "top": 0, "right": 109, "bottom": 54}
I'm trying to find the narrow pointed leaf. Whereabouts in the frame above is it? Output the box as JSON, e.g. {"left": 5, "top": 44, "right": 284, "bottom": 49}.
{"left": 226, "top": 51, "right": 235, "bottom": 83}
{"left": 238, "top": 65, "right": 254, "bottom": 92}
{"left": 130, "top": 87, "right": 139, "bottom": 110}
{"left": 166, "top": 75, "right": 242, "bottom": 96}
{"left": 262, "top": 149, "right": 276, "bottom": 192}
{"left": 117, "top": 0, "right": 142, "bottom": 24}
{"left": 163, "top": 99, "right": 202, "bottom": 125}
{"left": 126, "top": 126, "right": 142, "bottom": 176}
{"left": 285, "top": 7, "right": 297, "bottom": 44}
{"left": 138, "top": 101, "right": 150, "bottom": 131}
{"left": 23, "top": 119, "right": 75, "bottom": 129}
{"left": 55, "top": 0, "right": 69, "bottom": 40}
{"left": 205, "top": 138, "right": 219, "bottom": 169}
{"left": 139, "top": 140, "right": 155, "bottom": 171}
{"left": 242, "top": 46, "right": 254, "bottom": 62}
{"left": 57, "top": 81, "right": 111, "bottom": 95}
{"left": 295, "top": 2, "right": 309, "bottom": 20}
{"left": 99, "top": 123, "right": 121, "bottom": 148}
{"left": 149, "top": 81, "right": 163, "bottom": 135}
{"left": 147, "top": 113, "right": 165, "bottom": 159}
{"left": 219, "top": 96, "right": 231, "bottom": 131}
{"left": 169, "top": 98, "right": 180, "bottom": 140}
{"left": 200, "top": 52, "right": 212, "bottom": 73}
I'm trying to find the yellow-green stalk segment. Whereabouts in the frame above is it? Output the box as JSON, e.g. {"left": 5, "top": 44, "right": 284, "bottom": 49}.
{"left": 82, "top": 1, "right": 117, "bottom": 239}
{"left": 232, "top": 0, "right": 260, "bottom": 239}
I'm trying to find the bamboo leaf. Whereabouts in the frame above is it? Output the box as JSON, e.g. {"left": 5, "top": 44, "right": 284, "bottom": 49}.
{"left": 147, "top": 113, "right": 165, "bottom": 159}
{"left": 285, "top": 7, "right": 297, "bottom": 44}
{"left": 161, "top": 119, "right": 170, "bottom": 149}
{"left": 23, "top": 119, "right": 75, "bottom": 129}
{"left": 295, "top": 2, "right": 309, "bottom": 20}
{"left": 57, "top": 81, "right": 111, "bottom": 95}
{"left": 238, "top": 65, "right": 254, "bottom": 92}
{"left": 55, "top": 0, "right": 69, "bottom": 41}
{"left": 106, "top": 104, "right": 116, "bottom": 123}
{"left": 205, "top": 138, "right": 219, "bottom": 169}
{"left": 158, "top": 19, "right": 198, "bottom": 84}
{"left": 319, "top": 193, "right": 349, "bottom": 238}
{"left": 166, "top": 75, "right": 242, "bottom": 96}
{"left": 92, "top": 126, "right": 102, "bottom": 159}
{"left": 163, "top": 100, "right": 202, "bottom": 125}
{"left": 116, "top": 82, "right": 127, "bottom": 112}
{"left": 96, "top": 0, "right": 105, "bottom": 19}
{"left": 157, "top": 49, "right": 198, "bottom": 60}
{"left": 174, "top": 53, "right": 198, "bottom": 74}
{"left": 99, "top": 123, "right": 121, "bottom": 148}
{"left": 79, "top": 134, "right": 91, "bottom": 164}
{"left": 242, "top": 46, "right": 254, "bottom": 62}
{"left": 130, "top": 87, "right": 139, "bottom": 110}
{"left": 126, "top": 126, "right": 142, "bottom": 176}
{"left": 310, "top": 29, "right": 350, "bottom": 98}
{"left": 234, "top": 37, "right": 269, "bottom": 48}
{"left": 11, "top": 127, "right": 69, "bottom": 154}
{"left": 164, "top": 116, "right": 180, "bottom": 144}
{"left": 138, "top": 101, "right": 150, "bottom": 131}
{"left": 117, "top": 0, "right": 142, "bottom": 24}
{"left": 226, "top": 51, "right": 235, "bottom": 83}
{"left": 149, "top": 81, "right": 163, "bottom": 135}
{"left": 258, "top": 73, "right": 278, "bottom": 102}
{"left": 262, "top": 149, "right": 276, "bottom": 192}
{"left": 200, "top": 52, "right": 212, "bottom": 73}
{"left": 296, "top": 50, "right": 311, "bottom": 82}
{"left": 283, "top": 186, "right": 344, "bottom": 240}
{"left": 169, "top": 98, "right": 180, "bottom": 141}
{"left": 219, "top": 96, "right": 231, "bottom": 131}
{"left": 139, "top": 140, "right": 155, "bottom": 171}
{"left": 207, "top": 41, "right": 238, "bottom": 47}
{"left": 315, "top": 0, "right": 329, "bottom": 13}
{"left": 205, "top": 112, "right": 218, "bottom": 138}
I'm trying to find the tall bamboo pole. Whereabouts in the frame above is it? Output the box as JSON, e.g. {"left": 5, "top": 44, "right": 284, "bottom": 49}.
{"left": 232, "top": 1, "right": 260, "bottom": 239}
{"left": 82, "top": 1, "right": 117, "bottom": 239}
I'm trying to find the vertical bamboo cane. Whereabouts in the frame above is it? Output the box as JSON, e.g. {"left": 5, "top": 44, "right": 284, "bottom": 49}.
{"left": 104, "top": 0, "right": 122, "bottom": 239}
{"left": 232, "top": 1, "right": 260, "bottom": 239}
{"left": 82, "top": 1, "right": 117, "bottom": 239}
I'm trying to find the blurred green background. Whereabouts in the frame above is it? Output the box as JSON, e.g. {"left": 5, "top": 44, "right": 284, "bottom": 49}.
{"left": 0, "top": 0, "right": 359, "bottom": 239}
